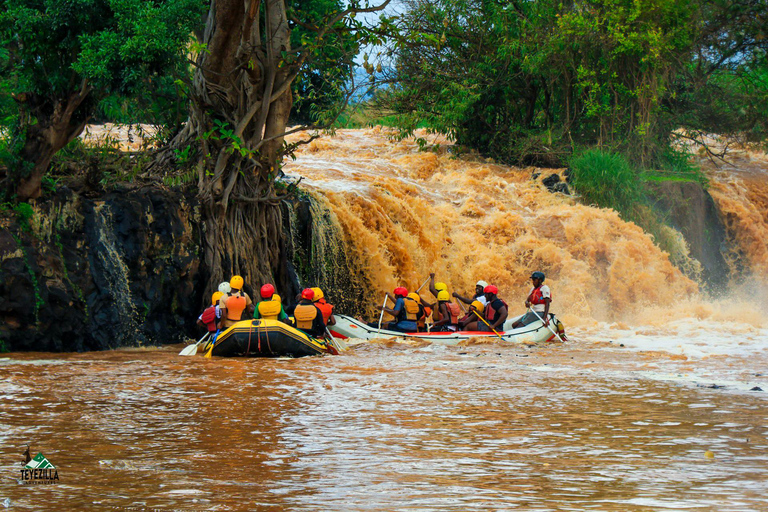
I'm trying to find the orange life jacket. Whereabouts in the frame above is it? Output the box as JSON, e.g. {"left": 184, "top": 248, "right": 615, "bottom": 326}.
{"left": 530, "top": 286, "right": 551, "bottom": 305}
{"left": 445, "top": 303, "right": 461, "bottom": 325}
{"left": 225, "top": 294, "right": 247, "bottom": 321}
{"left": 485, "top": 298, "right": 508, "bottom": 322}
{"left": 316, "top": 299, "right": 334, "bottom": 325}
{"left": 417, "top": 306, "right": 432, "bottom": 330}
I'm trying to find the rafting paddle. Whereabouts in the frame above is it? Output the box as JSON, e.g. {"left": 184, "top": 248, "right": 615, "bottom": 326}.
{"left": 475, "top": 314, "right": 505, "bottom": 341}
{"left": 325, "top": 327, "right": 348, "bottom": 353}
{"left": 416, "top": 276, "right": 431, "bottom": 293}
{"left": 377, "top": 294, "right": 389, "bottom": 334}
{"left": 179, "top": 332, "right": 210, "bottom": 356}
{"left": 528, "top": 307, "right": 566, "bottom": 343}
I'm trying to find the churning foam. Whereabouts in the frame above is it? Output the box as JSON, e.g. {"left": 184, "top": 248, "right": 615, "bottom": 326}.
{"left": 283, "top": 128, "right": 766, "bottom": 332}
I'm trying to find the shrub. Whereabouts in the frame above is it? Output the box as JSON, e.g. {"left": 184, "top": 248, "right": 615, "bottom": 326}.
{"left": 569, "top": 149, "right": 644, "bottom": 219}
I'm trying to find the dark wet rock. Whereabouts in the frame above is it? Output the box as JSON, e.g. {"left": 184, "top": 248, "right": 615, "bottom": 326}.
{"left": 648, "top": 181, "right": 730, "bottom": 290}
{"left": 531, "top": 172, "right": 541, "bottom": 180}
{"left": 541, "top": 173, "right": 561, "bottom": 190}
{"left": 0, "top": 187, "right": 204, "bottom": 351}
{"left": 750, "top": 386, "right": 763, "bottom": 392}
{"left": 552, "top": 182, "right": 571, "bottom": 195}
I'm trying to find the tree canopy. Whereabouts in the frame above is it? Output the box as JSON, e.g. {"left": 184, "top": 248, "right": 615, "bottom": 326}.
{"left": 382, "top": 0, "right": 768, "bottom": 167}
{"left": 0, "top": 0, "right": 205, "bottom": 200}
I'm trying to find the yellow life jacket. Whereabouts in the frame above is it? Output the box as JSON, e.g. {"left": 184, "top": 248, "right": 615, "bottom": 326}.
{"left": 403, "top": 297, "right": 422, "bottom": 322}
{"left": 225, "top": 294, "right": 246, "bottom": 321}
{"left": 294, "top": 304, "right": 319, "bottom": 330}
{"left": 258, "top": 299, "right": 282, "bottom": 320}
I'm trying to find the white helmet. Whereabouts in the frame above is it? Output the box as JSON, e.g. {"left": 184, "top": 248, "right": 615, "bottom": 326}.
{"left": 218, "top": 281, "right": 231, "bottom": 294}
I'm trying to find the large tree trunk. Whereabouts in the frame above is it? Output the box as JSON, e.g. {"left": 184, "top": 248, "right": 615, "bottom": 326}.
{"left": 175, "top": 0, "right": 295, "bottom": 296}
{"left": 15, "top": 82, "right": 91, "bottom": 200}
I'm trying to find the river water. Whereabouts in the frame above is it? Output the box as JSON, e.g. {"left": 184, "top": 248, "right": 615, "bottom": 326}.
{"left": 1, "top": 328, "right": 767, "bottom": 511}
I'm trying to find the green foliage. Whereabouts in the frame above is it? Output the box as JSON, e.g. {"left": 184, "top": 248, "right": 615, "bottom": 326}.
{"left": 13, "top": 202, "right": 34, "bottom": 232}
{"left": 288, "top": 0, "right": 358, "bottom": 125}
{"left": 0, "top": 337, "right": 8, "bottom": 353}
{"left": 569, "top": 150, "right": 644, "bottom": 219}
{"left": 0, "top": 0, "right": 205, "bottom": 197}
{"left": 383, "top": 0, "right": 768, "bottom": 167}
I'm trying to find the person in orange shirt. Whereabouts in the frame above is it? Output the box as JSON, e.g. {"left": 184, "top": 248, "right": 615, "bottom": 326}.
{"left": 311, "top": 287, "right": 336, "bottom": 327}
{"left": 218, "top": 275, "right": 254, "bottom": 329}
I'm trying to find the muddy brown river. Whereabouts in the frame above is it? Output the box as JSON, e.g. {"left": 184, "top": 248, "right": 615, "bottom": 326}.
{"left": 1, "top": 333, "right": 766, "bottom": 511}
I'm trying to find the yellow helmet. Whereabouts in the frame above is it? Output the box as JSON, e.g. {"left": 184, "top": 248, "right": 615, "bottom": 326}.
{"left": 272, "top": 293, "right": 282, "bottom": 303}
{"left": 470, "top": 300, "right": 484, "bottom": 314}
{"left": 435, "top": 282, "right": 448, "bottom": 292}
{"left": 311, "top": 287, "right": 324, "bottom": 301}
{"left": 229, "top": 275, "right": 244, "bottom": 289}
{"left": 211, "top": 291, "right": 224, "bottom": 305}
{"left": 407, "top": 292, "right": 421, "bottom": 303}
{"left": 437, "top": 290, "right": 450, "bottom": 302}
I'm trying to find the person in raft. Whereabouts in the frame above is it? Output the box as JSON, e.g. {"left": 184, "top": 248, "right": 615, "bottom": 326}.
{"left": 218, "top": 275, "right": 255, "bottom": 329}
{"left": 480, "top": 285, "right": 508, "bottom": 332}
{"left": 292, "top": 288, "right": 327, "bottom": 338}
{"left": 407, "top": 292, "right": 432, "bottom": 331}
{"left": 254, "top": 284, "right": 289, "bottom": 323}
{"left": 458, "top": 300, "right": 485, "bottom": 331}
{"left": 432, "top": 290, "right": 463, "bottom": 331}
{"left": 311, "top": 287, "right": 336, "bottom": 327}
{"left": 369, "top": 287, "right": 423, "bottom": 333}
{"left": 511, "top": 271, "right": 552, "bottom": 328}
{"left": 453, "top": 280, "right": 490, "bottom": 308}
{"left": 197, "top": 291, "right": 224, "bottom": 335}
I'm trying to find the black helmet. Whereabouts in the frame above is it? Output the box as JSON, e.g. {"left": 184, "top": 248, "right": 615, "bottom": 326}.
{"left": 531, "top": 271, "right": 545, "bottom": 281}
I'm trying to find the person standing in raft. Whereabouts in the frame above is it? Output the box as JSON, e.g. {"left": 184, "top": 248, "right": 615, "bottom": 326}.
{"left": 218, "top": 275, "right": 254, "bottom": 329}
{"left": 254, "top": 284, "right": 289, "bottom": 323}
{"left": 480, "top": 285, "right": 508, "bottom": 332}
{"left": 292, "top": 288, "right": 326, "bottom": 338}
{"left": 432, "top": 290, "right": 462, "bottom": 331}
{"left": 197, "top": 291, "right": 224, "bottom": 335}
{"left": 311, "top": 287, "right": 336, "bottom": 327}
{"left": 369, "top": 287, "right": 422, "bottom": 333}
{"left": 453, "top": 280, "right": 490, "bottom": 308}
{"left": 511, "top": 271, "right": 552, "bottom": 328}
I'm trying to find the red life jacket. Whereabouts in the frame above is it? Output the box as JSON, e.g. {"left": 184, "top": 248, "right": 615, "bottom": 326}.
{"left": 485, "top": 298, "right": 508, "bottom": 322}
{"left": 316, "top": 298, "right": 334, "bottom": 325}
{"left": 200, "top": 306, "right": 217, "bottom": 332}
{"left": 445, "top": 303, "right": 461, "bottom": 325}
{"left": 530, "top": 286, "right": 551, "bottom": 305}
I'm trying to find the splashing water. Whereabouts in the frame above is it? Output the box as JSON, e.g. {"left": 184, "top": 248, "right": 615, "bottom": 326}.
{"left": 284, "top": 128, "right": 704, "bottom": 325}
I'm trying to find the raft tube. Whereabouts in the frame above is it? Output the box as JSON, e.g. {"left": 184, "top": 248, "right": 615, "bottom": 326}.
{"left": 208, "top": 319, "right": 328, "bottom": 357}
{"left": 329, "top": 314, "right": 560, "bottom": 346}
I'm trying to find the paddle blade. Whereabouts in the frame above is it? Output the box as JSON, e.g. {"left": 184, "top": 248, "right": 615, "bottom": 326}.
{"left": 179, "top": 344, "right": 198, "bottom": 356}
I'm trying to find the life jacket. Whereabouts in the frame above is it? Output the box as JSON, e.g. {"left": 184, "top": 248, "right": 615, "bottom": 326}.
{"left": 258, "top": 299, "right": 282, "bottom": 321}
{"left": 417, "top": 306, "right": 432, "bottom": 330}
{"left": 445, "top": 302, "right": 461, "bottom": 325}
{"left": 316, "top": 298, "right": 334, "bottom": 325}
{"left": 402, "top": 297, "right": 423, "bottom": 322}
{"left": 530, "top": 286, "right": 551, "bottom": 305}
{"left": 294, "top": 304, "right": 320, "bottom": 331}
{"left": 225, "top": 293, "right": 247, "bottom": 321}
{"left": 485, "top": 298, "right": 508, "bottom": 322}
{"left": 432, "top": 306, "right": 443, "bottom": 323}
{"left": 200, "top": 305, "right": 218, "bottom": 332}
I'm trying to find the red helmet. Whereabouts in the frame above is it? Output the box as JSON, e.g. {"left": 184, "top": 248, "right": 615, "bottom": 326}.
{"left": 393, "top": 287, "right": 408, "bottom": 297}
{"left": 301, "top": 288, "right": 315, "bottom": 300}
{"left": 260, "top": 283, "right": 275, "bottom": 299}
{"left": 483, "top": 285, "right": 498, "bottom": 295}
